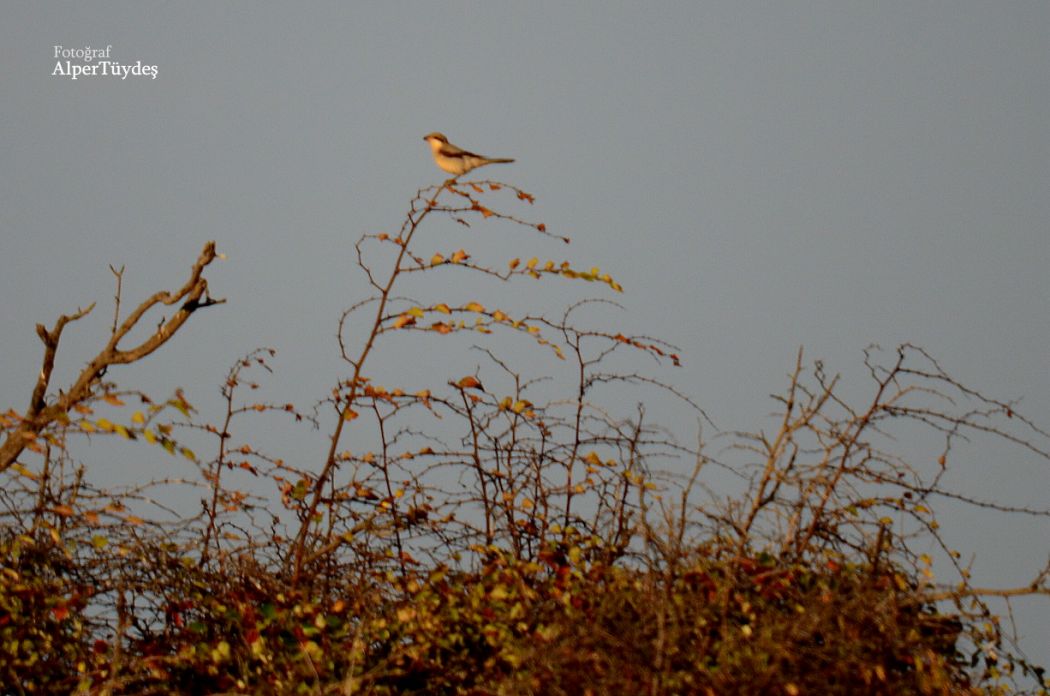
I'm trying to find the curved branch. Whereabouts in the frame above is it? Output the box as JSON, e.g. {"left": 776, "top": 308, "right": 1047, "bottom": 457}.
{"left": 0, "top": 242, "right": 224, "bottom": 473}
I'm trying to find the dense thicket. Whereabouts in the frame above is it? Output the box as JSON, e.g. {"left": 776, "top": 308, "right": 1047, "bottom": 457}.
{"left": 2, "top": 182, "right": 1046, "bottom": 695}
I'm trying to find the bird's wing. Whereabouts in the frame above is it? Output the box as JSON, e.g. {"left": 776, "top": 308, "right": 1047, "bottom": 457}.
{"left": 439, "top": 142, "right": 482, "bottom": 159}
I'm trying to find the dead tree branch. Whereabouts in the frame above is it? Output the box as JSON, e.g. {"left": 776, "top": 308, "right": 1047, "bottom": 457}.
{"left": 0, "top": 242, "right": 224, "bottom": 473}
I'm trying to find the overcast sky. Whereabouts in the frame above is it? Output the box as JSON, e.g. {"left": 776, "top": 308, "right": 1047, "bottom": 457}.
{"left": 3, "top": 1, "right": 1048, "bottom": 666}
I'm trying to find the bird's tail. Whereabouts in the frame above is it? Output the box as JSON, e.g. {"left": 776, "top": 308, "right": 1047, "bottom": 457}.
{"left": 488, "top": 158, "right": 515, "bottom": 164}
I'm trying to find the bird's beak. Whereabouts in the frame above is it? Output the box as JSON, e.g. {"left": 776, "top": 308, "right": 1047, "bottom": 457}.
{"left": 422, "top": 136, "right": 428, "bottom": 141}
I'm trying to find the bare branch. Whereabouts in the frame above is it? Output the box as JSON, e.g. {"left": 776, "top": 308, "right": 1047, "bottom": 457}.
{"left": 0, "top": 242, "right": 224, "bottom": 473}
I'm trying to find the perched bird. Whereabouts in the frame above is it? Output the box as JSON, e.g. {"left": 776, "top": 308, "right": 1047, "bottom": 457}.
{"left": 423, "top": 132, "right": 515, "bottom": 177}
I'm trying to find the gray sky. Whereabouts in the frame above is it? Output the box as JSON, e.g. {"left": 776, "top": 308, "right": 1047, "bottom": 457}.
{"left": 3, "top": 1, "right": 1048, "bottom": 665}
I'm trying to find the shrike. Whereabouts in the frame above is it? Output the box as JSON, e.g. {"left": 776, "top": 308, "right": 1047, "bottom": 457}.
{"left": 423, "top": 132, "right": 515, "bottom": 176}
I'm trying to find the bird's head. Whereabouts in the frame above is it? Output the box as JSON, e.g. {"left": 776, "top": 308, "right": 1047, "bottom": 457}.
{"left": 423, "top": 132, "right": 448, "bottom": 144}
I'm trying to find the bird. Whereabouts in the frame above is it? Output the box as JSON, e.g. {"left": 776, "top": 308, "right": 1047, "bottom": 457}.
{"left": 422, "top": 132, "right": 515, "bottom": 177}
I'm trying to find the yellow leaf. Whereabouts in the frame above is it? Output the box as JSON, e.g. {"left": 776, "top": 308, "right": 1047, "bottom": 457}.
{"left": 103, "top": 394, "right": 125, "bottom": 407}
{"left": 131, "top": 411, "right": 145, "bottom": 425}
{"left": 526, "top": 257, "right": 539, "bottom": 270}
{"left": 430, "top": 253, "right": 445, "bottom": 265}
{"left": 11, "top": 463, "right": 38, "bottom": 480}
{"left": 508, "top": 258, "right": 520, "bottom": 270}
{"left": 79, "top": 421, "right": 96, "bottom": 433}
{"left": 143, "top": 429, "right": 157, "bottom": 444}
{"left": 451, "top": 249, "right": 469, "bottom": 263}
{"left": 464, "top": 301, "right": 485, "bottom": 313}
{"left": 407, "top": 307, "right": 425, "bottom": 318}
{"left": 433, "top": 303, "right": 451, "bottom": 314}
{"left": 544, "top": 260, "right": 555, "bottom": 271}
{"left": 181, "top": 447, "right": 196, "bottom": 462}
{"left": 344, "top": 409, "right": 359, "bottom": 421}
{"left": 95, "top": 418, "right": 114, "bottom": 432}
{"left": 492, "top": 310, "right": 509, "bottom": 322}
{"left": 392, "top": 315, "right": 416, "bottom": 329}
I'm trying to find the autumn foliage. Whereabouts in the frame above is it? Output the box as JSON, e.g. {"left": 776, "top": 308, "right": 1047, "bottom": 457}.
{"left": 1, "top": 180, "right": 1047, "bottom": 694}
